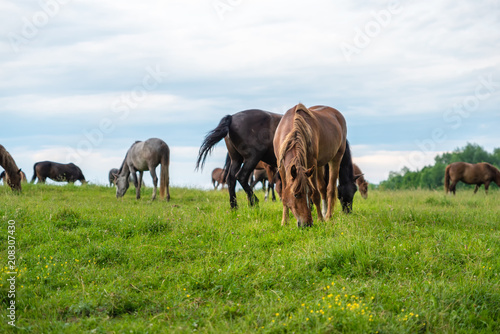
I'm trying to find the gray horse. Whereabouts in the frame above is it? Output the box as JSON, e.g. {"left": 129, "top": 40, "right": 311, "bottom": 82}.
{"left": 115, "top": 138, "right": 170, "bottom": 201}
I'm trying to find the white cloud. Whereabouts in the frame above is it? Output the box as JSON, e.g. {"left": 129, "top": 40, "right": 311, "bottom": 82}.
{"left": 1, "top": 0, "right": 500, "bottom": 189}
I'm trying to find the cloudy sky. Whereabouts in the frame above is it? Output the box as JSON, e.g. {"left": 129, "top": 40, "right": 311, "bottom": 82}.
{"left": 1, "top": 0, "right": 499, "bottom": 188}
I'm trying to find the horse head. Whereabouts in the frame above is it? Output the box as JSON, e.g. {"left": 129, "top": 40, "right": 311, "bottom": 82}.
{"left": 115, "top": 174, "right": 130, "bottom": 198}
{"left": 358, "top": 178, "right": 368, "bottom": 199}
{"left": 283, "top": 164, "right": 315, "bottom": 227}
{"left": 6, "top": 169, "right": 23, "bottom": 191}
{"left": 338, "top": 173, "right": 361, "bottom": 213}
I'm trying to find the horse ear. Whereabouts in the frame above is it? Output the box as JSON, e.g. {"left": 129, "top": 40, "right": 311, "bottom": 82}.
{"left": 17, "top": 169, "right": 22, "bottom": 173}
{"left": 354, "top": 173, "right": 363, "bottom": 181}
{"left": 291, "top": 165, "right": 297, "bottom": 179}
{"left": 305, "top": 165, "right": 315, "bottom": 178}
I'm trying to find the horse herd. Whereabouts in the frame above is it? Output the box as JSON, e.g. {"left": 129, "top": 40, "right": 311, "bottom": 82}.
{"left": 2, "top": 104, "right": 500, "bottom": 226}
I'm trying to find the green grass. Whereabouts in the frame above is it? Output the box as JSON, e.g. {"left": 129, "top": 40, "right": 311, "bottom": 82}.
{"left": 1, "top": 184, "right": 499, "bottom": 333}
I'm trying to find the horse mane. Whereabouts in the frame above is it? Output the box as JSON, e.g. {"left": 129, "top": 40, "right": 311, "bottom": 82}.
{"left": 277, "top": 104, "right": 316, "bottom": 195}
{"left": 278, "top": 104, "right": 315, "bottom": 169}
{"left": 118, "top": 141, "right": 141, "bottom": 174}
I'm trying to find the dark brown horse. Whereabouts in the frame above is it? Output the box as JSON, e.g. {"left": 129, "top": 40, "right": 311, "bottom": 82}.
{"left": 211, "top": 167, "right": 226, "bottom": 189}
{"left": 274, "top": 104, "right": 355, "bottom": 227}
{"left": 1, "top": 170, "right": 27, "bottom": 184}
{"left": 445, "top": 162, "right": 500, "bottom": 194}
{"left": 353, "top": 163, "right": 368, "bottom": 199}
{"left": 0, "top": 144, "right": 23, "bottom": 191}
{"left": 196, "top": 109, "right": 282, "bottom": 209}
{"left": 31, "top": 161, "right": 86, "bottom": 184}
{"left": 250, "top": 161, "right": 278, "bottom": 201}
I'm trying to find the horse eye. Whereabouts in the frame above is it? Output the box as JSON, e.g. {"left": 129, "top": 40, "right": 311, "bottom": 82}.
{"left": 294, "top": 193, "right": 301, "bottom": 199}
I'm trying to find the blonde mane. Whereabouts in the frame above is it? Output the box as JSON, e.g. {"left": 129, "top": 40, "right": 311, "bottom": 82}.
{"left": 277, "top": 104, "right": 317, "bottom": 195}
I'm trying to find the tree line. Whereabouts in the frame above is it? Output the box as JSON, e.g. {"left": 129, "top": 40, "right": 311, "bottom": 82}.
{"left": 379, "top": 143, "right": 500, "bottom": 190}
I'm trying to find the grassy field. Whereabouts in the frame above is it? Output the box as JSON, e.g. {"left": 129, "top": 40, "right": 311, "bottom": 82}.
{"left": 0, "top": 184, "right": 499, "bottom": 333}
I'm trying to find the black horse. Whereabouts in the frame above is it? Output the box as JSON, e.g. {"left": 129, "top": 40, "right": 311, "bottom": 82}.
{"left": 31, "top": 161, "right": 86, "bottom": 184}
{"left": 196, "top": 109, "right": 282, "bottom": 209}
{"left": 335, "top": 141, "right": 361, "bottom": 213}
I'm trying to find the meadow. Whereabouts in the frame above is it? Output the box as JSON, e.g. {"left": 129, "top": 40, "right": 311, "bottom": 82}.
{"left": 0, "top": 184, "right": 499, "bottom": 333}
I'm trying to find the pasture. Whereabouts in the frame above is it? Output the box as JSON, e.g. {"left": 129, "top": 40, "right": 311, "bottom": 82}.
{"left": 1, "top": 184, "right": 499, "bottom": 333}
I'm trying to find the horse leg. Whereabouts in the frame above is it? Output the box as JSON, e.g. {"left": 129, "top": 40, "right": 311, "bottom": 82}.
{"left": 129, "top": 168, "right": 140, "bottom": 199}
{"left": 236, "top": 159, "right": 260, "bottom": 206}
{"left": 269, "top": 183, "right": 276, "bottom": 202}
{"left": 310, "top": 167, "right": 324, "bottom": 222}
{"left": 474, "top": 184, "right": 480, "bottom": 194}
{"left": 448, "top": 180, "right": 456, "bottom": 195}
{"left": 316, "top": 165, "right": 327, "bottom": 217}
{"left": 326, "top": 157, "right": 342, "bottom": 220}
{"left": 264, "top": 180, "right": 269, "bottom": 201}
{"left": 484, "top": 181, "right": 490, "bottom": 195}
{"left": 138, "top": 171, "right": 145, "bottom": 198}
{"left": 227, "top": 158, "right": 242, "bottom": 209}
{"left": 149, "top": 167, "right": 158, "bottom": 200}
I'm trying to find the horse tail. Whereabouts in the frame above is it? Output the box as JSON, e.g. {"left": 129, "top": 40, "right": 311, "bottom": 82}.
{"left": 31, "top": 163, "right": 38, "bottom": 183}
{"left": 195, "top": 115, "right": 232, "bottom": 171}
{"left": 444, "top": 164, "right": 451, "bottom": 193}
{"left": 159, "top": 144, "right": 170, "bottom": 201}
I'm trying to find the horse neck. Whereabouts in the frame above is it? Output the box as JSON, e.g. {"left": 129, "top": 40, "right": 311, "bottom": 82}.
{"left": 118, "top": 155, "right": 131, "bottom": 176}
{"left": 0, "top": 147, "right": 19, "bottom": 176}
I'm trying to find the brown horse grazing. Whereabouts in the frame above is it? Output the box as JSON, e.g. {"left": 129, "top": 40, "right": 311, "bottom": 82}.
{"left": 251, "top": 161, "right": 278, "bottom": 201}
{"left": 196, "top": 109, "right": 282, "bottom": 209}
{"left": 445, "top": 162, "right": 500, "bottom": 195}
{"left": 274, "top": 104, "right": 350, "bottom": 227}
{"left": 31, "top": 161, "right": 86, "bottom": 184}
{"left": 0, "top": 144, "right": 23, "bottom": 191}
{"left": 1, "top": 170, "right": 27, "bottom": 184}
{"left": 212, "top": 168, "right": 226, "bottom": 189}
{"left": 353, "top": 163, "right": 368, "bottom": 199}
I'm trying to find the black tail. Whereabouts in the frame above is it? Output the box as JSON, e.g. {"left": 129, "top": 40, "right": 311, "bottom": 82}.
{"left": 195, "top": 115, "right": 232, "bottom": 170}
{"left": 31, "top": 163, "right": 38, "bottom": 183}
{"left": 221, "top": 152, "right": 231, "bottom": 183}
{"left": 338, "top": 140, "right": 354, "bottom": 186}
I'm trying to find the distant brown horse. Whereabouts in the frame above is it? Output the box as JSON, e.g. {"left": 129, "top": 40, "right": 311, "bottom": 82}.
{"left": 212, "top": 168, "right": 226, "bottom": 189}
{"left": 250, "top": 161, "right": 278, "bottom": 201}
{"left": 353, "top": 163, "right": 368, "bottom": 199}
{"left": 0, "top": 144, "right": 23, "bottom": 191}
{"left": 273, "top": 104, "right": 357, "bottom": 227}
{"left": 445, "top": 162, "right": 500, "bottom": 195}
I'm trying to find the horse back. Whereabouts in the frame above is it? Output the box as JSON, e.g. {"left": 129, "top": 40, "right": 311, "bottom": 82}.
{"left": 449, "top": 162, "right": 493, "bottom": 183}
{"left": 308, "top": 105, "right": 347, "bottom": 166}
{"left": 228, "top": 109, "right": 282, "bottom": 166}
